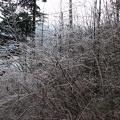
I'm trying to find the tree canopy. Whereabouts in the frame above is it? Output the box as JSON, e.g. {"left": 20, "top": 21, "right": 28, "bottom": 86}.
{"left": 0, "top": 0, "right": 45, "bottom": 45}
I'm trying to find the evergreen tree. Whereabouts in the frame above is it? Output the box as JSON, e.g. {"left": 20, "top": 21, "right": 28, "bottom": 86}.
{"left": 18, "top": 0, "right": 45, "bottom": 47}
{"left": 18, "top": 0, "right": 43, "bottom": 34}
{"left": 0, "top": 0, "right": 44, "bottom": 45}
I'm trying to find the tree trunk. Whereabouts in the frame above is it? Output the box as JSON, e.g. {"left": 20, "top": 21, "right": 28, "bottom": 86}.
{"left": 69, "top": 0, "right": 72, "bottom": 28}
{"left": 116, "top": 0, "right": 119, "bottom": 23}
{"left": 32, "top": 0, "right": 36, "bottom": 48}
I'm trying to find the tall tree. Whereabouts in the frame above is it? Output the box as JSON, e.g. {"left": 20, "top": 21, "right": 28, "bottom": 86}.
{"left": 18, "top": 0, "right": 44, "bottom": 47}
{"left": 0, "top": 1, "right": 19, "bottom": 44}
{"left": 17, "top": 12, "right": 33, "bottom": 37}
{"left": 18, "top": 0, "right": 42, "bottom": 33}
{"left": 0, "top": 0, "right": 45, "bottom": 45}
{"left": 69, "top": 0, "right": 73, "bottom": 28}
{"left": 110, "top": 0, "right": 120, "bottom": 24}
{"left": 93, "top": 0, "right": 103, "bottom": 88}
{"left": 0, "top": 1, "right": 33, "bottom": 44}
{"left": 116, "top": 0, "right": 120, "bottom": 23}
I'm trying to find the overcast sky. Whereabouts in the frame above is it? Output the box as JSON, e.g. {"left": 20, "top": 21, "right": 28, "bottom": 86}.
{"left": 37, "top": 0, "right": 94, "bottom": 25}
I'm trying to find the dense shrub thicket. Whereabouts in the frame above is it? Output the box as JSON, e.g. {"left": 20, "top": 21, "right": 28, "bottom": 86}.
{"left": 0, "top": 0, "right": 120, "bottom": 120}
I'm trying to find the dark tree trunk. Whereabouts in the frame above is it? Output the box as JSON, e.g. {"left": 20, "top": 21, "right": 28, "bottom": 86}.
{"left": 33, "top": 0, "right": 36, "bottom": 34}
{"left": 116, "top": 0, "right": 119, "bottom": 23}
{"left": 32, "top": 0, "right": 36, "bottom": 48}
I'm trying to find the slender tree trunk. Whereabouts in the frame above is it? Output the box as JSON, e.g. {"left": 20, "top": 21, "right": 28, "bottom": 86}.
{"left": 93, "top": 0, "right": 97, "bottom": 76}
{"left": 97, "top": 0, "right": 101, "bottom": 63}
{"left": 32, "top": 0, "right": 36, "bottom": 48}
{"left": 93, "top": 0, "right": 97, "bottom": 40}
{"left": 69, "top": 0, "right": 73, "bottom": 28}
{"left": 116, "top": 0, "right": 119, "bottom": 24}
{"left": 33, "top": 0, "right": 36, "bottom": 33}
